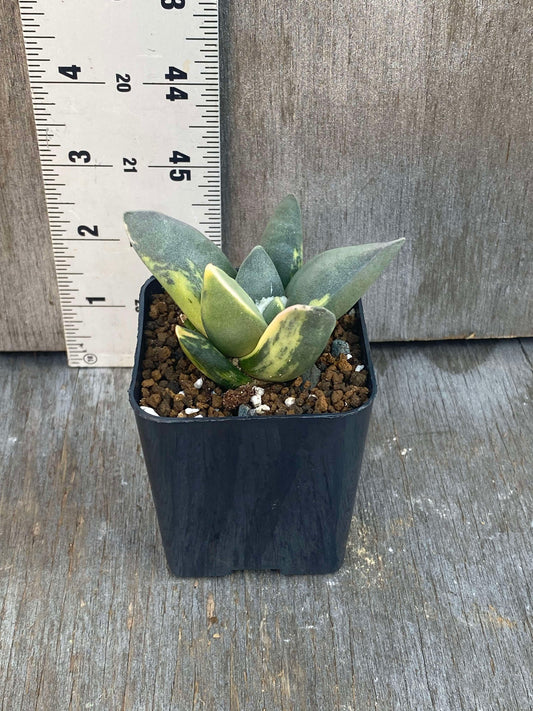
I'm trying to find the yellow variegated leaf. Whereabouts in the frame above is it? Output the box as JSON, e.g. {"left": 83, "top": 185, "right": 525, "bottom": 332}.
{"left": 124, "top": 211, "right": 235, "bottom": 333}
{"left": 141, "top": 255, "right": 206, "bottom": 334}
{"left": 239, "top": 304, "right": 336, "bottom": 382}
{"left": 176, "top": 326, "right": 251, "bottom": 390}
{"left": 201, "top": 264, "right": 267, "bottom": 357}
{"left": 286, "top": 239, "right": 405, "bottom": 318}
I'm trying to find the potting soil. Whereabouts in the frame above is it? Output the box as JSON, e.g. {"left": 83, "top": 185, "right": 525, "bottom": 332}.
{"left": 139, "top": 293, "right": 370, "bottom": 418}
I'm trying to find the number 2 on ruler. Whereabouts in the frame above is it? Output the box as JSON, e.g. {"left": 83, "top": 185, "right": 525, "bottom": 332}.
{"left": 21, "top": 0, "right": 221, "bottom": 366}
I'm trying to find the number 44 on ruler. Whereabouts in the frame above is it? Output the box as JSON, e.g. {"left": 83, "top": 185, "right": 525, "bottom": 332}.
{"left": 20, "top": 0, "right": 221, "bottom": 367}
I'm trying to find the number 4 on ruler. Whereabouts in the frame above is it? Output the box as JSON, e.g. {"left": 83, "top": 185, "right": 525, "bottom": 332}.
{"left": 21, "top": 0, "right": 221, "bottom": 367}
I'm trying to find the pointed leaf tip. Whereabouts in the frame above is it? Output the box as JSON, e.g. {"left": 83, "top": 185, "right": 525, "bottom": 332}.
{"left": 286, "top": 238, "right": 405, "bottom": 318}
{"left": 236, "top": 245, "right": 285, "bottom": 302}
{"left": 261, "top": 195, "right": 303, "bottom": 287}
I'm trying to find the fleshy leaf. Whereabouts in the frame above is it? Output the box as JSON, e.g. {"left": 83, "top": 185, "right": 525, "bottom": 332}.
{"left": 285, "top": 238, "right": 405, "bottom": 318}
{"left": 239, "top": 304, "right": 336, "bottom": 382}
{"left": 262, "top": 296, "right": 286, "bottom": 324}
{"left": 176, "top": 325, "right": 251, "bottom": 389}
{"left": 260, "top": 195, "right": 303, "bottom": 287}
{"left": 236, "top": 246, "right": 285, "bottom": 301}
{"left": 124, "top": 211, "right": 235, "bottom": 333}
{"left": 201, "top": 264, "right": 267, "bottom": 357}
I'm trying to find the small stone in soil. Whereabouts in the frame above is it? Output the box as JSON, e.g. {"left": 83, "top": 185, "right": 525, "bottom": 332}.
{"left": 331, "top": 339, "right": 351, "bottom": 357}
{"left": 138, "top": 293, "right": 370, "bottom": 418}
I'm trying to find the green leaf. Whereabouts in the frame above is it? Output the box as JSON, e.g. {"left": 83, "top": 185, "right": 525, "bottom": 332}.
{"left": 182, "top": 318, "right": 198, "bottom": 331}
{"left": 176, "top": 325, "right": 251, "bottom": 389}
{"left": 236, "top": 246, "right": 285, "bottom": 301}
{"left": 285, "top": 238, "right": 405, "bottom": 318}
{"left": 124, "top": 211, "right": 235, "bottom": 333}
{"left": 201, "top": 264, "right": 267, "bottom": 357}
{"left": 239, "top": 304, "right": 336, "bottom": 382}
{"left": 262, "top": 296, "right": 286, "bottom": 324}
{"left": 260, "top": 195, "right": 303, "bottom": 287}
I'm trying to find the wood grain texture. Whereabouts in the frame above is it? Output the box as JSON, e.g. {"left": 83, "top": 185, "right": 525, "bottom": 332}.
{"left": 0, "top": 0, "right": 64, "bottom": 351}
{"left": 220, "top": 0, "right": 533, "bottom": 339}
{"left": 0, "top": 341, "right": 532, "bottom": 709}
{"left": 1, "top": 0, "right": 532, "bottom": 349}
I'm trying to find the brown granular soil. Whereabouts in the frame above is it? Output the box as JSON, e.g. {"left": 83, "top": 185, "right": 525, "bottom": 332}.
{"left": 138, "top": 292, "right": 370, "bottom": 418}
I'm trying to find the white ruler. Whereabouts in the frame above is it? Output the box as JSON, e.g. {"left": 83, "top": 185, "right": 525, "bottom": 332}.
{"left": 19, "top": 0, "right": 221, "bottom": 367}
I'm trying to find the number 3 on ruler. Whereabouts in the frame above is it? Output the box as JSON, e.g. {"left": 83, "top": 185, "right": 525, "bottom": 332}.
{"left": 160, "top": 0, "right": 185, "bottom": 8}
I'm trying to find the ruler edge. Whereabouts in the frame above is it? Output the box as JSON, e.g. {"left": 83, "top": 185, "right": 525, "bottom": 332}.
{"left": 19, "top": 0, "right": 222, "bottom": 368}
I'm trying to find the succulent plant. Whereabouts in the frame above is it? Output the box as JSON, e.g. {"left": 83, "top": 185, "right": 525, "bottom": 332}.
{"left": 124, "top": 196, "right": 404, "bottom": 389}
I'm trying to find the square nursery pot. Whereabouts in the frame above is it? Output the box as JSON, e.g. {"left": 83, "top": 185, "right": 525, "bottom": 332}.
{"left": 129, "top": 277, "right": 376, "bottom": 577}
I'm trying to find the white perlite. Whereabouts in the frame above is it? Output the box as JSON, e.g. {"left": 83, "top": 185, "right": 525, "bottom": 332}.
{"left": 140, "top": 406, "right": 159, "bottom": 417}
{"left": 185, "top": 407, "right": 200, "bottom": 415}
{"left": 284, "top": 397, "right": 296, "bottom": 407}
{"left": 193, "top": 378, "right": 203, "bottom": 389}
{"left": 355, "top": 364, "right": 365, "bottom": 372}
{"left": 251, "top": 385, "right": 265, "bottom": 408}
{"left": 254, "top": 404, "right": 270, "bottom": 414}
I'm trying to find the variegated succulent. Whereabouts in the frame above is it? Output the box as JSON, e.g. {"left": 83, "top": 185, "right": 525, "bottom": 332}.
{"left": 124, "top": 196, "right": 404, "bottom": 389}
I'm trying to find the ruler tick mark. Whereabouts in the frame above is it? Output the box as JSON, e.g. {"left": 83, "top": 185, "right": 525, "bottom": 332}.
{"left": 21, "top": 0, "right": 221, "bottom": 366}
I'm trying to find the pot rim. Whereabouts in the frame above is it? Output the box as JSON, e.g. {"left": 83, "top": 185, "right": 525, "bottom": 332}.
{"left": 129, "top": 276, "right": 377, "bottom": 423}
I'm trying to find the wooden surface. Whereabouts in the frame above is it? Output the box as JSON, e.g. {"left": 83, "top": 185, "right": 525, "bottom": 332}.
{"left": 1, "top": 340, "right": 532, "bottom": 709}
{"left": 1, "top": 0, "right": 532, "bottom": 349}
{"left": 220, "top": 0, "right": 533, "bottom": 340}
{"left": 0, "top": 0, "right": 64, "bottom": 351}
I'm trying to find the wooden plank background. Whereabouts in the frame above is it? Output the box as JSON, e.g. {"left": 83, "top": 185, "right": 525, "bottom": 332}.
{"left": 1, "top": 338, "right": 532, "bottom": 708}
{"left": 1, "top": 0, "right": 532, "bottom": 350}
{"left": 0, "top": 0, "right": 64, "bottom": 351}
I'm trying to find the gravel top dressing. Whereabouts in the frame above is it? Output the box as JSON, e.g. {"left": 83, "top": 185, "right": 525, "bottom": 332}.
{"left": 139, "top": 292, "right": 370, "bottom": 418}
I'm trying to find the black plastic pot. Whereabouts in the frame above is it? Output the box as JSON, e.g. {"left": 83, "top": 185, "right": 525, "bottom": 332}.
{"left": 129, "top": 277, "right": 376, "bottom": 577}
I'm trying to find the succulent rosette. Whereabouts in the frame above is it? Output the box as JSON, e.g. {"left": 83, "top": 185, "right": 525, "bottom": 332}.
{"left": 124, "top": 196, "right": 404, "bottom": 389}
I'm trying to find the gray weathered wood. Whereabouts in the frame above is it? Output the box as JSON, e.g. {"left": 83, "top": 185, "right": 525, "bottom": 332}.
{"left": 0, "top": 0, "right": 64, "bottom": 351}
{"left": 0, "top": 340, "right": 532, "bottom": 709}
{"left": 220, "top": 0, "right": 533, "bottom": 340}
{"left": 1, "top": 0, "right": 532, "bottom": 348}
